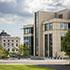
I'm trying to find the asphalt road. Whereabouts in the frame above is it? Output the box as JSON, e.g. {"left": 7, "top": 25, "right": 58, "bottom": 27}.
{"left": 37, "top": 65, "right": 70, "bottom": 70}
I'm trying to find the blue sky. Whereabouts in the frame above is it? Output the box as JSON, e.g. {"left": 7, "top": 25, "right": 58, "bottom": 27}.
{"left": 0, "top": 0, "right": 70, "bottom": 43}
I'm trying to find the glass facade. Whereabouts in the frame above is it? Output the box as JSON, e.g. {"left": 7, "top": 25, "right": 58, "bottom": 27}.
{"left": 24, "top": 26, "right": 33, "bottom": 55}
{"left": 49, "top": 34, "right": 52, "bottom": 57}
{"left": 45, "top": 34, "right": 52, "bottom": 57}
{"left": 60, "top": 23, "right": 68, "bottom": 29}
{"left": 58, "top": 14, "right": 63, "bottom": 18}
{"left": 24, "top": 37, "right": 32, "bottom": 46}
{"left": 60, "top": 23, "right": 70, "bottom": 30}
{"left": 45, "top": 23, "right": 53, "bottom": 31}
{"left": 24, "top": 36, "right": 33, "bottom": 55}
{"left": 24, "top": 27, "right": 33, "bottom": 34}
{"left": 68, "top": 23, "right": 70, "bottom": 29}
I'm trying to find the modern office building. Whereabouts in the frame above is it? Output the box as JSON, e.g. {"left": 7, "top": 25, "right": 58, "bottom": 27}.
{"left": 23, "top": 24, "right": 34, "bottom": 56}
{"left": 0, "top": 30, "right": 20, "bottom": 53}
{"left": 23, "top": 9, "right": 70, "bottom": 58}
{"left": 34, "top": 9, "right": 70, "bottom": 58}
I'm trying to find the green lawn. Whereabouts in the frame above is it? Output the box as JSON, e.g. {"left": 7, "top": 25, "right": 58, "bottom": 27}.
{"left": 0, "top": 65, "right": 53, "bottom": 70}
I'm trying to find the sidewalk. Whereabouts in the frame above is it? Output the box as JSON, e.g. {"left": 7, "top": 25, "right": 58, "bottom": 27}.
{"left": 0, "top": 59, "right": 70, "bottom": 65}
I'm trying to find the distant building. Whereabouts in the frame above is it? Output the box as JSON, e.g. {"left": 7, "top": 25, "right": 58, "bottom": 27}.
{"left": 0, "top": 30, "right": 20, "bottom": 53}
{"left": 23, "top": 24, "right": 34, "bottom": 56}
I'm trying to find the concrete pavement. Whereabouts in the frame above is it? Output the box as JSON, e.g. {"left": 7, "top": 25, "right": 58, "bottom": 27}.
{"left": 0, "top": 59, "right": 70, "bottom": 65}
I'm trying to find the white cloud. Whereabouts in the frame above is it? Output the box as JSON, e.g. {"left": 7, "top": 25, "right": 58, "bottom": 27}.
{"left": 24, "top": 17, "right": 34, "bottom": 25}
{"left": 29, "top": 0, "right": 42, "bottom": 12}
{"left": 0, "top": 0, "right": 69, "bottom": 24}
{"left": 0, "top": 13, "right": 23, "bottom": 24}
{"left": 0, "top": 17, "right": 16, "bottom": 24}
{"left": 63, "top": 0, "right": 70, "bottom": 8}
{"left": 24, "top": 0, "right": 64, "bottom": 12}
{"left": 0, "top": 0, "right": 16, "bottom": 3}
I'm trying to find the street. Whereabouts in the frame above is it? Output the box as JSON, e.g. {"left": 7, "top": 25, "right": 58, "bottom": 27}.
{"left": 37, "top": 65, "right": 70, "bottom": 70}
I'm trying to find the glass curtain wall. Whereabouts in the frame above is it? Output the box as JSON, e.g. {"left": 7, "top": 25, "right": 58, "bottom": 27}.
{"left": 24, "top": 36, "right": 33, "bottom": 55}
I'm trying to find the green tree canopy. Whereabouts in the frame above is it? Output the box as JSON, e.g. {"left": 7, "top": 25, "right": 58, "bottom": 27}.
{"left": 19, "top": 44, "right": 29, "bottom": 57}
{"left": 61, "top": 30, "right": 70, "bottom": 57}
{"left": 0, "top": 44, "right": 9, "bottom": 59}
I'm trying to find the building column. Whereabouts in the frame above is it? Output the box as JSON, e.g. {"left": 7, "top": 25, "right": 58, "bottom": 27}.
{"left": 33, "top": 24, "right": 35, "bottom": 56}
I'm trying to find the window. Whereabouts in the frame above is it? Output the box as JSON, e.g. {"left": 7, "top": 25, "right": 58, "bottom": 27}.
{"left": 24, "top": 28, "right": 28, "bottom": 34}
{"left": 60, "top": 23, "right": 68, "bottom": 29}
{"left": 12, "top": 49, "right": 15, "bottom": 51}
{"left": 12, "top": 40, "right": 14, "bottom": 42}
{"left": 29, "top": 28, "right": 31, "bottom": 33}
{"left": 68, "top": 23, "right": 70, "bottom": 29}
{"left": 8, "top": 40, "right": 10, "bottom": 42}
{"left": 49, "top": 34, "right": 52, "bottom": 57}
{"left": 24, "top": 37, "right": 28, "bottom": 43}
{"left": 31, "top": 28, "right": 33, "bottom": 33}
{"left": 45, "top": 23, "right": 53, "bottom": 31}
{"left": 3, "top": 40, "right": 6, "bottom": 42}
{"left": 8, "top": 49, "right": 10, "bottom": 51}
{"left": 64, "top": 23, "right": 68, "bottom": 29}
{"left": 24, "top": 28, "right": 32, "bottom": 34}
{"left": 16, "top": 49, "right": 18, "bottom": 51}
{"left": 45, "top": 34, "right": 48, "bottom": 57}
{"left": 12, "top": 43, "right": 14, "bottom": 46}
{"left": 45, "top": 24, "right": 49, "bottom": 31}
{"left": 24, "top": 37, "right": 32, "bottom": 47}
{"left": 45, "top": 34, "right": 52, "bottom": 57}
{"left": 4, "top": 43, "right": 6, "bottom": 47}
{"left": 16, "top": 40, "right": 18, "bottom": 42}
{"left": 59, "top": 14, "right": 63, "bottom": 18}
{"left": 16, "top": 43, "right": 18, "bottom": 47}
{"left": 8, "top": 43, "right": 10, "bottom": 46}
{"left": 49, "top": 23, "right": 53, "bottom": 30}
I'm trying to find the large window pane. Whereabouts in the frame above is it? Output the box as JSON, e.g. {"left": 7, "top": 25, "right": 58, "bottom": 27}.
{"left": 49, "top": 23, "right": 53, "bottom": 30}
{"left": 24, "top": 36, "right": 33, "bottom": 55}
{"left": 45, "top": 23, "right": 53, "bottom": 31}
{"left": 24, "top": 28, "right": 33, "bottom": 34}
{"left": 45, "top": 34, "right": 52, "bottom": 57}
{"left": 68, "top": 23, "right": 70, "bottom": 29}
{"left": 45, "top": 34, "right": 48, "bottom": 57}
{"left": 49, "top": 34, "right": 52, "bottom": 57}
{"left": 60, "top": 23, "right": 68, "bottom": 29}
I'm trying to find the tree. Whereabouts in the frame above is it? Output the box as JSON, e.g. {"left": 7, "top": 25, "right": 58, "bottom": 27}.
{"left": 61, "top": 30, "right": 70, "bottom": 57}
{"left": 0, "top": 44, "right": 9, "bottom": 59}
{"left": 9, "top": 47, "right": 19, "bottom": 58}
{"left": 19, "top": 44, "right": 29, "bottom": 57}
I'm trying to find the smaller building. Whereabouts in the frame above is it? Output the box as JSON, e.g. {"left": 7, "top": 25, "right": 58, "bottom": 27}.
{"left": 23, "top": 24, "right": 34, "bottom": 56}
{"left": 0, "top": 30, "right": 20, "bottom": 53}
